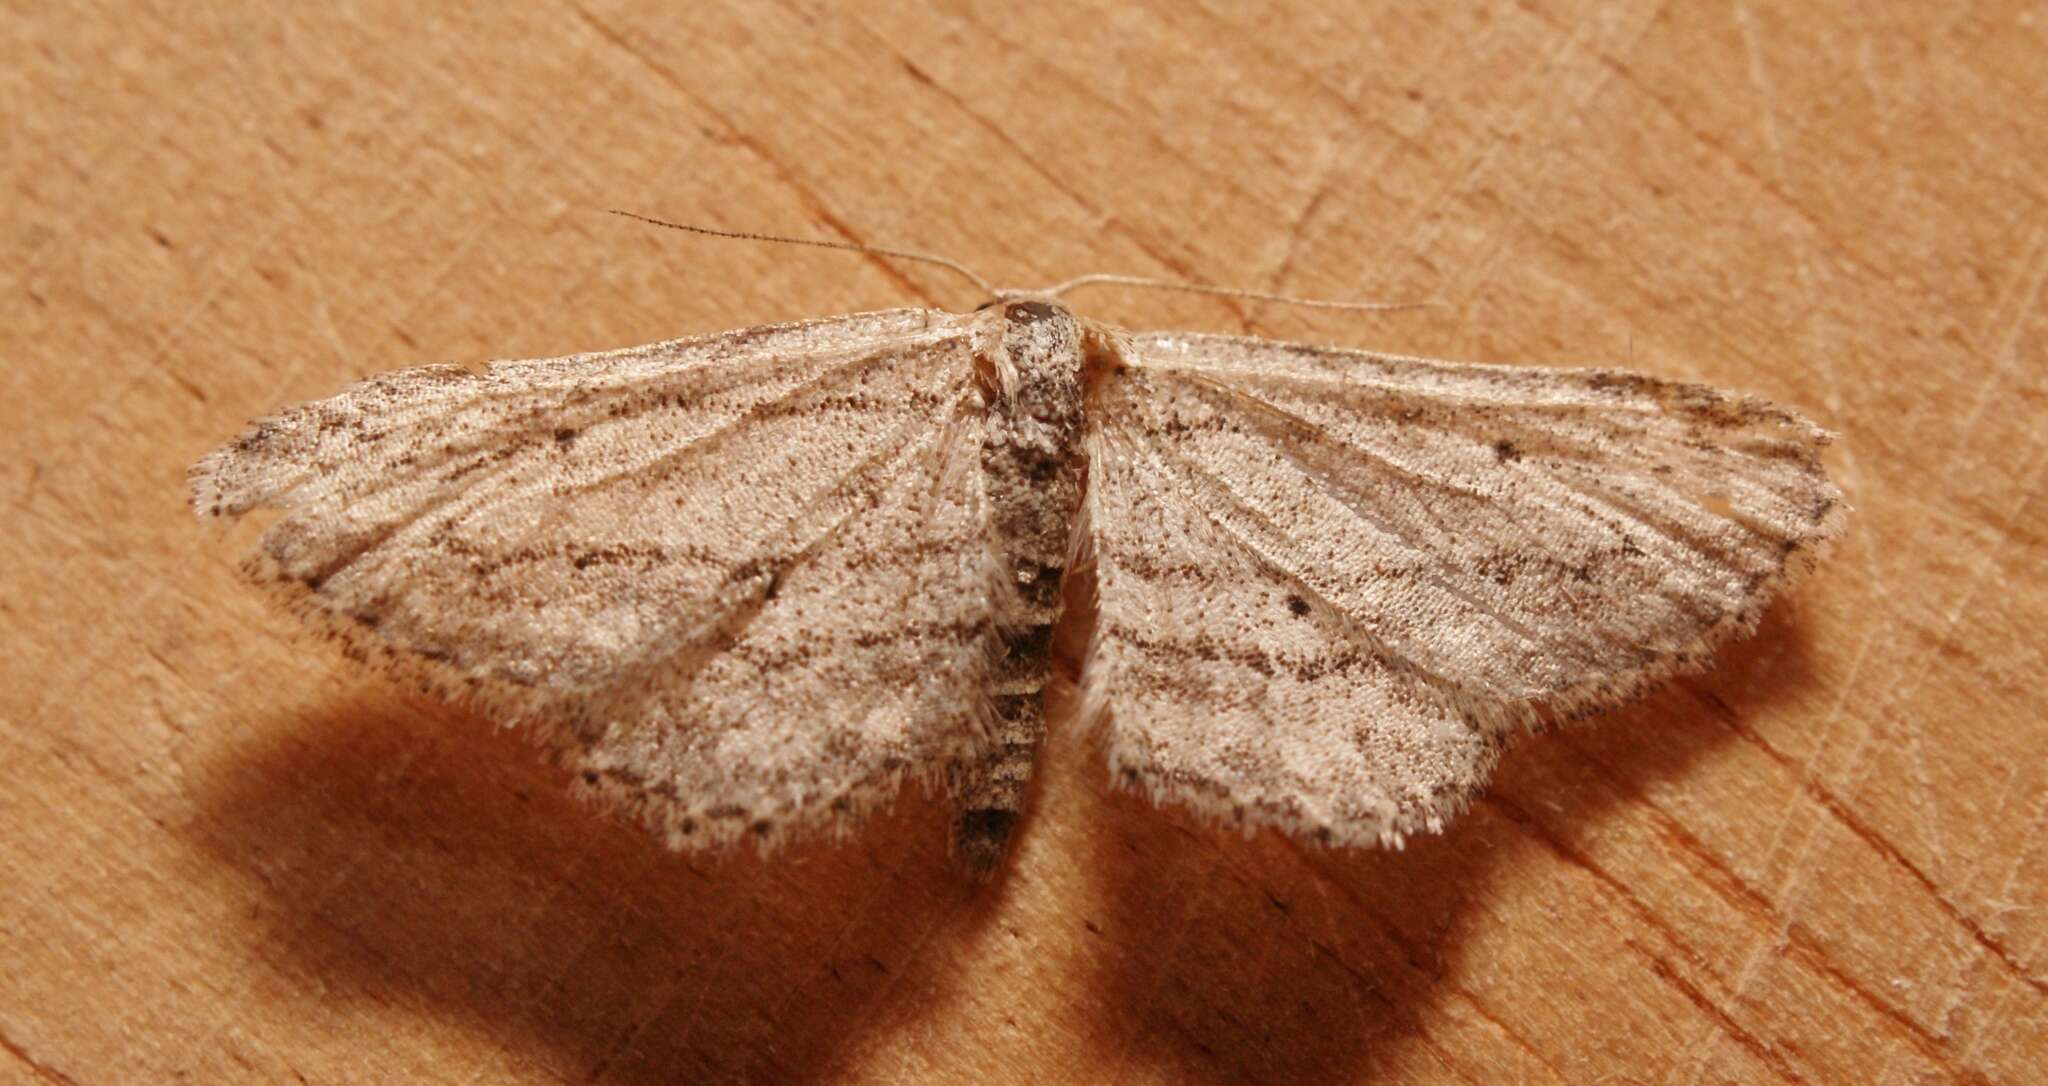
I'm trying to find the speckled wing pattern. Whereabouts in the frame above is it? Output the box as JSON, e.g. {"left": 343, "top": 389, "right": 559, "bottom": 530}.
{"left": 1081, "top": 327, "right": 1844, "bottom": 848}
{"left": 193, "top": 308, "right": 1008, "bottom": 850}
{"left": 194, "top": 296, "right": 1844, "bottom": 866}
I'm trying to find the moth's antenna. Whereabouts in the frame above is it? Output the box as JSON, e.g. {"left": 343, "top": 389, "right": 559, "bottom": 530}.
{"left": 608, "top": 210, "right": 997, "bottom": 297}
{"left": 1034, "top": 272, "right": 1438, "bottom": 313}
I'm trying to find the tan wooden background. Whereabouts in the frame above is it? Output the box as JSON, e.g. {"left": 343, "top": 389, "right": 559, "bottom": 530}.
{"left": 5, "top": 3, "right": 2044, "bottom": 1083}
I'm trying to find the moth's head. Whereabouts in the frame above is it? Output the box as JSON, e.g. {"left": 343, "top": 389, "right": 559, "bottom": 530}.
{"left": 1002, "top": 299, "right": 1062, "bottom": 325}
{"left": 975, "top": 292, "right": 1065, "bottom": 324}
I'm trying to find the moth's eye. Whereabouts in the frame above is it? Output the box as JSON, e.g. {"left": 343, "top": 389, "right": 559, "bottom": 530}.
{"left": 1004, "top": 300, "right": 1057, "bottom": 324}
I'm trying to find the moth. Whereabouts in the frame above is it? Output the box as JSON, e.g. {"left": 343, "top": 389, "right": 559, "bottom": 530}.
{"left": 191, "top": 250, "right": 1844, "bottom": 878}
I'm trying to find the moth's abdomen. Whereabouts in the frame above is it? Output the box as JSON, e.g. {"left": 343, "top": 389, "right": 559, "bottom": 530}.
{"left": 951, "top": 300, "right": 1088, "bottom": 876}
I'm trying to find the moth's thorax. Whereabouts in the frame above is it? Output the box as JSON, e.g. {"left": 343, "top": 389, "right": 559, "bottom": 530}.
{"left": 976, "top": 296, "right": 1129, "bottom": 405}
{"left": 975, "top": 300, "right": 1088, "bottom": 559}
{"left": 974, "top": 299, "right": 1078, "bottom": 398}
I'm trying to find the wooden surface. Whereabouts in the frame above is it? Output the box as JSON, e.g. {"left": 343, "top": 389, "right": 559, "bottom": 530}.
{"left": 5, "top": 3, "right": 2044, "bottom": 1082}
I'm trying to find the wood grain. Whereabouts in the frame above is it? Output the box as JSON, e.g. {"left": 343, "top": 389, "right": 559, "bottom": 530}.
{"left": 4, "top": 2, "right": 2042, "bottom": 1082}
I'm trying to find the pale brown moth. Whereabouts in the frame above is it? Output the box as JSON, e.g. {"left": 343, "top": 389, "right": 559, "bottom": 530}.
{"left": 191, "top": 225, "right": 1844, "bottom": 877}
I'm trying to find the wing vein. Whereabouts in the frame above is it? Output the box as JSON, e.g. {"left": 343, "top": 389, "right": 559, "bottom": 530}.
{"left": 1132, "top": 356, "right": 1673, "bottom": 417}
{"left": 590, "top": 385, "right": 980, "bottom": 710}
{"left": 1106, "top": 416, "right": 1479, "bottom": 706}
{"left": 1155, "top": 370, "right": 1559, "bottom": 652}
